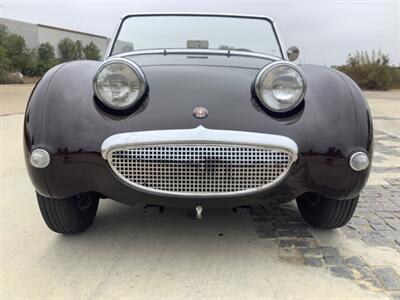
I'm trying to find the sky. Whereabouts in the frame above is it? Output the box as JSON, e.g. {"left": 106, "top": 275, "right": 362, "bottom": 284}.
{"left": 0, "top": 0, "right": 399, "bottom": 66}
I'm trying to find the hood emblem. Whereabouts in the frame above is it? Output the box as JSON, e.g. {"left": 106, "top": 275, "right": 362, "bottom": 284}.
{"left": 193, "top": 107, "right": 208, "bottom": 119}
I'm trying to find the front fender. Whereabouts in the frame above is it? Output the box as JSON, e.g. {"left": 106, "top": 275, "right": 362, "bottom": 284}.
{"left": 299, "top": 65, "right": 373, "bottom": 198}
{"left": 24, "top": 62, "right": 74, "bottom": 197}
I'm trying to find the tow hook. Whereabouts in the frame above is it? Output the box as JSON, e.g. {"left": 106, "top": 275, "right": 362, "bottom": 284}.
{"left": 195, "top": 204, "right": 203, "bottom": 219}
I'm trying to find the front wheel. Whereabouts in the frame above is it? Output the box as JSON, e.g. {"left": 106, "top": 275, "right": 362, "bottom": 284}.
{"left": 37, "top": 192, "right": 99, "bottom": 234}
{"left": 296, "top": 193, "right": 359, "bottom": 229}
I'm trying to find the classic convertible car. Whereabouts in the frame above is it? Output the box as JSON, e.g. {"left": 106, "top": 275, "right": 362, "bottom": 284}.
{"left": 24, "top": 13, "right": 373, "bottom": 234}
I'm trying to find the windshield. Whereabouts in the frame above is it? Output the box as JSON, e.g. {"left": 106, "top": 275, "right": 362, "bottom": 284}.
{"left": 110, "top": 15, "right": 283, "bottom": 58}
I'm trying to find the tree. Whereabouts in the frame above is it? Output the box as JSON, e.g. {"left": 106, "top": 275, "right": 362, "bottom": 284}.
{"left": 0, "top": 45, "right": 10, "bottom": 83}
{"left": 36, "top": 42, "right": 58, "bottom": 75}
{"left": 83, "top": 42, "right": 101, "bottom": 60}
{"left": 58, "top": 38, "right": 78, "bottom": 62}
{"left": 59, "top": 39, "right": 102, "bottom": 62}
{"left": 0, "top": 46, "right": 9, "bottom": 68}
{"left": 3, "top": 33, "right": 32, "bottom": 74}
{"left": 0, "top": 24, "right": 9, "bottom": 46}
{"left": 0, "top": 31, "right": 10, "bottom": 70}
{"left": 75, "top": 40, "right": 83, "bottom": 59}
{"left": 19, "top": 48, "right": 37, "bottom": 76}
{"left": 0, "top": 25, "right": 10, "bottom": 82}
{"left": 4, "top": 34, "right": 26, "bottom": 56}
{"left": 38, "top": 42, "right": 56, "bottom": 61}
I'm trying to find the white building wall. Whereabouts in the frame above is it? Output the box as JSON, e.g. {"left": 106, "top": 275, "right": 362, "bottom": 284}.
{"left": 0, "top": 18, "right": 39, "bottom": 50}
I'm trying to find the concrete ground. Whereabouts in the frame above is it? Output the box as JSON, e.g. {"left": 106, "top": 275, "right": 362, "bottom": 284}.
{"left": 0, "top": 84, "right": 399, "bottom": 300}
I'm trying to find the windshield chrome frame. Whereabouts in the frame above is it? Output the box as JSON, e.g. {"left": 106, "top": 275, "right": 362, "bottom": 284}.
{"left": 105, "top": 13, "right": 288, "bottom": 60}
{"left": 112, "top": 48, "right": 282, "bottom": 62}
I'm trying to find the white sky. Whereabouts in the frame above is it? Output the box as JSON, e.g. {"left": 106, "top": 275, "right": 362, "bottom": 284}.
{"left": 1, "top": 0, "right": 399, "bottom": 66}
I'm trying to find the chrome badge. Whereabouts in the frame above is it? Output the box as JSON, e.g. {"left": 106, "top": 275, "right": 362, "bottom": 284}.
{"left": 193, "top": 107, "right": 208, "bottom": 119}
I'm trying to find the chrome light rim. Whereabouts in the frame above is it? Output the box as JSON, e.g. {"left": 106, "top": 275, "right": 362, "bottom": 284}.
{"left": 255, "top": 61, "right": 307, "bottom": 113}
{"left": 30, "top": 148, "right": 50, "bottom": 168}
{"left": 93, "top": 57, "right": 147, "bottom": 110}
{"left": 349, "top": 151, "right": 370, "bottom": 171}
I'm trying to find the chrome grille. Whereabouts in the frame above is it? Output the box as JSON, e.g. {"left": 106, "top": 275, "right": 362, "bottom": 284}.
{"left": 108, "top": 144, "right": 293, "bottom": 196}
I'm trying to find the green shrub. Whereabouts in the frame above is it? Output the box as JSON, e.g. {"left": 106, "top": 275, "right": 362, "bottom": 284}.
{"left": 390, "top": 67, "right": 400, "bottom": 89}
{"left": 335, "top": 51, "right": 393, "bottom": 90}
{"left": 0, "top": 67, "right": 10, "bottom": 83}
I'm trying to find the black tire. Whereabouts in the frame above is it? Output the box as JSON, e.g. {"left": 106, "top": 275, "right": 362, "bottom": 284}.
{"left": 296, "top": 193, "right": 358, "bottom": 229}
{"left": 37, "top": 192, "right": 99, "bottom": 234}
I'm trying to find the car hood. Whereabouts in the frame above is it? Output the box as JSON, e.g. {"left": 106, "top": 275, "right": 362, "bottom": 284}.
{"left": 119, "top": 54, "right": 274, "bottom": 133}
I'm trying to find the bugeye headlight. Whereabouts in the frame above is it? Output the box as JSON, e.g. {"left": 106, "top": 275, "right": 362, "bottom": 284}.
{"left": 93, "top": 58, "right": 146, "bottom": 110}
{"left": 255, "top": 61, "right": 306, "bottom": 113}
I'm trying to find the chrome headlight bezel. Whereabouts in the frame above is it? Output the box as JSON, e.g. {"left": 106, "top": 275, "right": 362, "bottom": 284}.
{"left": 255, "top": 61, "right": 307, "bottom": 113}
{"left": 93, "top": 57, "right": 147, "bottom": 110}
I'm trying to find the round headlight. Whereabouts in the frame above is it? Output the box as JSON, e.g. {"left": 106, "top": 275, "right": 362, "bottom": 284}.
{"left": 93, "top": 58, "right": 146, "bottom": 110}
{"left": 255, "top": 61, "right": 306, "bottom": 112}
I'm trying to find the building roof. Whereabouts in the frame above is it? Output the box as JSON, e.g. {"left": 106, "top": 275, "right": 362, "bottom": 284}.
{"left": 0, "top": 17, "right": 109, "bottom": 40}
{"left": 37, "top": 23, "right": 109, "bottom": 40}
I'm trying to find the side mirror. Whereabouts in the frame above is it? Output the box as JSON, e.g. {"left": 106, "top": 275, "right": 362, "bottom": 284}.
{"left": 287, "top": 46, "right": 300, "bottom": 62}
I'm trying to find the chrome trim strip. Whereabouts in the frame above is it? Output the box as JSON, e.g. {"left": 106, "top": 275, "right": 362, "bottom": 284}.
{"left": 113, "top": 49, "right": 282, "bottom": 61}
{"left": 101, "top": 125, "right": 298, "bottom": 160}
{"left": 105, "top": 13, "right": 286, "bottom": 60}
{"left": 105, "top": 16, "right": 123, "bottom": 59}
{"left": 120, "top": 12, "right": 275, "bottom": 24}
{"left": 272, "top": 20, "right": 289, "bottom": 61}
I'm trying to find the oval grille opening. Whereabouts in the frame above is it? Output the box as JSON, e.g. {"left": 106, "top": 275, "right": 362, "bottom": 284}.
{"left": 108, "top": 144, "right": 293, "bottom": 195}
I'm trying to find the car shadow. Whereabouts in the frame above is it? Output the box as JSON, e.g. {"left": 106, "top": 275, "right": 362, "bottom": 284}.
{"left": 49, "top": 199, "right": 340, "bottom": 266}
{"left": 41, "top": 198, "right": 396, "bottom": 298}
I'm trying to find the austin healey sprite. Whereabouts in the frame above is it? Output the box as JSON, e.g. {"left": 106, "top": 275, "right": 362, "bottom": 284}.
{"left": 24, "top": 13, "right": 373, "bottom": 234}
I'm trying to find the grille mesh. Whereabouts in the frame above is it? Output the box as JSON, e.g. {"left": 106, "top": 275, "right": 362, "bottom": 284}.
{"left": 108, "top": 144, "right": 292, "bottom": 195}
